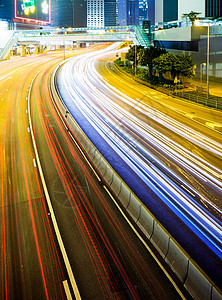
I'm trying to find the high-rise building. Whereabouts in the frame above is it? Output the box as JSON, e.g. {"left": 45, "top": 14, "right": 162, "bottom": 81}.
{"left": 87, "top": 0, "right": 116, "bottom": 28}
{"left": 139, "top": 0, "right": 148, "bottom": 25}
{"left": 154, "top": 0, "right": 222, "bottom": 24}
{"left": 87, "top": 0, "right": 104, "bottom": 27}
{"left": 104, "top": 0, "right": 116, "bottom": 26}
{"left": 0, "top": 0, "right": 14, "bottom": 21}
{"left": 117, "top": 0, "right": 139, "bottom": 25}
{"left": 148, "top": 0, "right": 155, "bottom": 25}
{"left": 51, "top": 0, "right": 87, "bottom": 28}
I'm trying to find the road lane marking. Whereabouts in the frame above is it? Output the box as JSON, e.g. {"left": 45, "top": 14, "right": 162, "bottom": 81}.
{"left": 28, "top": 70, "right": 81, "bottom": 300}
{"left": 27, "top": 127, "right": 30, "bottom": 132}
{"left": 63, "top": 280, "right": 72, "bottom": 300}
{"left": 33, "top": 158, "right": 36, "bottom": 167}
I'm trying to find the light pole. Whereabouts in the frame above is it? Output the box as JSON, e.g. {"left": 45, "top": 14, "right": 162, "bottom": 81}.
{"left": 206, "top": 23, "right": 210, "bottom": 99}
{"left": 64, "top": 29, "right": 66, "bottom": 60}
{"left": 135, "top": 44, "right": 137, "bottom": 76}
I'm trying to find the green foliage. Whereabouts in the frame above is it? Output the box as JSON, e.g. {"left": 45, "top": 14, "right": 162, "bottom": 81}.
{"left": 122, "top": 66, "right": 135, "bottom": 74}
{"left": 137, "top": 46, "right": 166, "bottom": 75}
{"left": 182, "top": 11, "right": 201, "bottom": 22}
{"left": 115, "top": 59, "right": 125, "bottom": 66}
{"left": 125, "top": 45, "right": 144, "bottom": 65}
{"left": 153, "top": 53, "right": 195, "bottom": 79}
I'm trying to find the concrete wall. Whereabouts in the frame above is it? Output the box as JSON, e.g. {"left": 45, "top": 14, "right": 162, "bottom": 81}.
{"left": 155, "top": 0, "right": 164, "bottom": 24}
{"left": 153, "top": 26, "right": 207, "bottom": 41}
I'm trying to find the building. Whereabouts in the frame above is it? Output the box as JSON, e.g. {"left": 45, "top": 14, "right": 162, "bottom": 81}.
{"left": 0, "top": 0, "right": 51, "bottom": 28}
{"left": 0, "top": 0, "right": 14, "bottom": 22}
{"left": 117, "top": 0, "right": 139, "bottom": 25}
{"left": 87, "top": 0, "right": 116, "bottom": 28}
{"left": 87, "top": 0, "right": 104, "bottom": 27}
{"left": 155, "top": 0, "right": 222, "bottom": 24}
{"left": 104, "top": 0, "right": 116, "bottom": 26}
{"left": 51, "top": 0, "right": 87, "bottom": 28}
{"left": 139, "top": 0, "right": 148, "bottom": 25}
{"left": 148, "top": 0, "right": 155, "bottom": 25}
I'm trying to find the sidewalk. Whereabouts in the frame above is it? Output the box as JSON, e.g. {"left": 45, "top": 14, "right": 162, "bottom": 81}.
{"left": 184, "top": 74, "right": 222, "bottom": 97}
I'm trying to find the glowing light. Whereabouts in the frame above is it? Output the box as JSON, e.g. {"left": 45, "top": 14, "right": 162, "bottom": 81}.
{"left": 21, "top": 0, "right": 35, "bottom": 15}
{"left": 42, "top": 0, "right": 49, "bottom": 14}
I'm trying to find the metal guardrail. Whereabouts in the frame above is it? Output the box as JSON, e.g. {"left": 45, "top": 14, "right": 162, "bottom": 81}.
{"left": 134, "top": 25, "right": 151, "bottom": 47}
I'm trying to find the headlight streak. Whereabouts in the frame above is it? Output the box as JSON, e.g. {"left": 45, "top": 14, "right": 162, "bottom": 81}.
{"left": 58, "top": 47, "right": 222, "bottom": 258}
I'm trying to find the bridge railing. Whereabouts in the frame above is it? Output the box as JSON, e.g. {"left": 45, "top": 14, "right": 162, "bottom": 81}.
{"left": 0, "top": 33, "right": 17, "bottom": 61}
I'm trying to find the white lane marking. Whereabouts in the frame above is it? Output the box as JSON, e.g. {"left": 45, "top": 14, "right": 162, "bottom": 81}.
{"left": 0, "top": 89, "right": 6, "bottom": 96}
{"left": 33, "top": 158, "right": 36, "bottom": 167}
{"left": 27, "top": 127, "right": 30, "bottom": 132}
{"left": 63, "top": 280, "right": 72, "bottom": 300}
{"left": 28, "top": 70, "right": 81, "bottom": 300}
{"left": 26, "top": 110, "right": 28, "bottom": 114}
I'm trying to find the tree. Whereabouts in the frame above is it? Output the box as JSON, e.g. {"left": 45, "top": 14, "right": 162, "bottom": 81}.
{"left": 153, "top": 52, "right": 175, "bottom": 77}
{"left": 137, "top": 46, "right": 166, "bottom": 75}
{"left": 179, "top": 54, "right": 196, "bottom": 78}
{"left": 182, "top": 11, "right": 201, "bottom": 25}
{"left": 125, "top": 45, "right": 144, "bottom": 66}
{"left": 153, "top": 53, "right": 195, "bottom": 80}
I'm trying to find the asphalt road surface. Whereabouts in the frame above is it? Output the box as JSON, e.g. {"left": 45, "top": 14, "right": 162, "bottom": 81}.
{"left": 0, "top": 48, "right": 188, "bottom": 299}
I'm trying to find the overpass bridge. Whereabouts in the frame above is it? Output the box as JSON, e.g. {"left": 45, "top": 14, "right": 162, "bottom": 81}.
{"left": 0, "top": 25, "right": 151, "bottom": 60}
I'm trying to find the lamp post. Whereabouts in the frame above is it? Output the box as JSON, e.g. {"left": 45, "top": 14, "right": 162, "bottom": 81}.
{"left": 206, "top": 23, "right": 210, "bottom": 99}
{"left": 64, "top": 29, "right": 66, "bottom": 60}
{"left": 135, "top": 44, "right": 137, "bottom": 76}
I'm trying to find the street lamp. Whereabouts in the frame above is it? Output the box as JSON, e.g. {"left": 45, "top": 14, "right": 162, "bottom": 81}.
{"left": 206, "top": 23, "right": 210, "bottom": 99}
{"left": 134, "top": 44, "right": 136, "bottom": 76}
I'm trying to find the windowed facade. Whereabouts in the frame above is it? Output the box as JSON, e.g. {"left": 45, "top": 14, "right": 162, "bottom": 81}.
{"left": 87, "top": 0, "right": 104, "bottom": 27}
{"left": 206, "top": 0, "right": 222, "bottom": 17}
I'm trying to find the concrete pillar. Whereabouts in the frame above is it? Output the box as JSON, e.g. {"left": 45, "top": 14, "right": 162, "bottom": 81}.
{"left": 21, "top": 46, "right": 26, "bottom": 57}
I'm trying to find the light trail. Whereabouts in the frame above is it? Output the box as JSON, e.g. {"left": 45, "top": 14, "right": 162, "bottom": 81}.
{"left": 56, "top": 45, "right": 222, "bottom": 259}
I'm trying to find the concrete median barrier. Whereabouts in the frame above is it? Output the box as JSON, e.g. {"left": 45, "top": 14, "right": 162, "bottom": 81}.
{"left": 184, "top": 261, "right": 212, "bottom": 300}
{"left": 126, "top": 194, "right": 142, "bottom": 222}
{"left": 150, "top": 221, "right": 170, "bottom": 258}
{"left": 136, "top": 205, "right": 154, "bottom": 238}
{"left": 118, "top": 184, "right": 131, "bottom": 208}
{"left": 109, "top": 173, "right": 122, "bottom": 196}
{"left": 165, "top": 238, "right": 189, "bottom": 283}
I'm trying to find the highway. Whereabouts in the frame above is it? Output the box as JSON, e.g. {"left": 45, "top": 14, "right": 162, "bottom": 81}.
{"left": 0, "top": 48, "right": 187, "bottom": 298}
{"left": 0, "top": 54, "right": 67, "bottom": 299}
{"left": 56, "top": 44, "right": 222, "bottom": 288}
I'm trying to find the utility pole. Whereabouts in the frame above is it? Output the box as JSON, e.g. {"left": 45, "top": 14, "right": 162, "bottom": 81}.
{"left": 206, "top": 23, "right": 210, "bottom": 99}
{"left": 64, "top": 29, "right": 66, "bottom": 60}
{"left": 135, "top": 44, "right": 137, "bottom": 76}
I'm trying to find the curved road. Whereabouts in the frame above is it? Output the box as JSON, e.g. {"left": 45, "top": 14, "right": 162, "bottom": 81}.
{"left": 0, "top": 48, "right": 186, "bottom": 298}
{"left": 56, "top": 45, "right": 222, "bottom": 288}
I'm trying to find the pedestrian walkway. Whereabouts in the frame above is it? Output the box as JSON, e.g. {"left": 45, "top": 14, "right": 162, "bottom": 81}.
{"left": 184, "top": 74, "right": 222, "bottom": 97}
